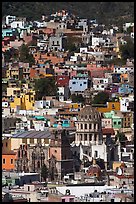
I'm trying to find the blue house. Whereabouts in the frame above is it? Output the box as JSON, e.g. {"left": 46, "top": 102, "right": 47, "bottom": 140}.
{"left": 53, "top": 119, "right": 70, "bottom": 128}
{"left": 2, "top": 28, "right": 13, "bottom": 38}
{"left": 118, "top": 84, "right": 134, "bottom": 94}
{"left": 69, "top": 75, "right": 90, "bottom": 94}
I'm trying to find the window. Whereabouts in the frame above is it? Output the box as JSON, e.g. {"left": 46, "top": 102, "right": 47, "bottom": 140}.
{"left": 83, "top": 82, "right": 87, "bottom": 84}
{"left": 95, "top": 150, "right": 98, "bottom": 157}
{"left": 81, "top": 124, "right": 83, "bottom": 129}
{"left": 94, "top": 134, "right": 97, "bottom": 141}
{"left": 85, "top": 134, "right": 87, "bottom": 140}
{"left": 69, "top": 198, "right": 74, "bottom": 202}
{"left": 72, "top": 81, "right": 76, "bottom": 84}
{"left": 52, "top": 41, "right": 54, "bottom": 45}
{"left": 62, "top": 199, "right": 65, "bottom": 202}
{"left": 3, "top": 159, "right": 6, "bottom": 164}
{"left": 123, "top": 181, "right": 126, "bottom": 185}
{"left": 30, "top": 138, "right": 34, "bottom": 144}
{"left": 11, "top": 159, "right": 13, "bottom": 164}
{"left": 85, "top": 124, "right": 87, "bottom": 129}
{"left": 80, "top": 134, "right": 82, "bottom": 140}
{"left": 55, "top": 150, "right": 57, "bottom": 153}
{"left": 80, "top": 84, "right": 82, "bottom": 86}
{"left": 114, "top": 121, "right": 116, "bottom": 125}
{"left": 112, "top": 104, "right": 115, "bottom": 109}
{"left": 89, "top": 134, "right": 92, "bottom": 140}
{"left": 89, "top": 124, "right": 92, "bottom": 129}
{"left": 6, "top": 142, "right": 8, "bottom": 147}
{"left": 94, "top": 124, "right": 96, "bottom": 130}
{"left": 22, "top": 138, "right": 27, "bottom": 144}
{"left": 37, "top": 138, "right": 41, "bottom": 144}
{"left": 118, "top": 121, "right": 121, "bottom": 125}
{"left": 57, "top": 41, "right": 59, "bottom": 45}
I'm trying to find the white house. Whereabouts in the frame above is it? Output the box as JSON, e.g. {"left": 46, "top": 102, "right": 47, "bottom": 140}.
{"left": 6, "top": 15, "right": 16, "bottom": 25}
{"left": 119, "top": 97, "right": 131, "bottom": 112}
{"left": 114, "top": 66, "right": 134, "bottom": 74}
{"left": 11, "top": 20, "right": 25, "bottom": 29}
{"left": 93, "top": 83, "right": 108, "bottom": 91}
{"left": 91, "top": 36, "right": 105, "bottom": 47}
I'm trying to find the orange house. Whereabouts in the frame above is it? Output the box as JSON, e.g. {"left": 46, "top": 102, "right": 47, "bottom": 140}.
{"left": 33, "top": 52, "right": 64, "bottom": 65}
{"left": 2, "top": 151, "right": 17, "bottom": 171}
{"left": 97, "top": 101, "right": 120, "bottom": 113}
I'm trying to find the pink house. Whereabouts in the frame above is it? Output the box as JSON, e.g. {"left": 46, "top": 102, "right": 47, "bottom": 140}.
{"left": 87, "top": 64, "right": 114, "bottom": 78}
{"left": 61, "top": 195, "right": 75, "bottom": 202}
{"left": 102, "top": 118, "right": 112, "bottom": 128}
{"left": 70, "top": 70, "right": 77, "bottom": 78}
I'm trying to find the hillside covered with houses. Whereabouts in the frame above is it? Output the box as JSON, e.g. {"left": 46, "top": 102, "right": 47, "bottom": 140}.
{"left": 2, "top": 7, "right": 134, "bottom": 202}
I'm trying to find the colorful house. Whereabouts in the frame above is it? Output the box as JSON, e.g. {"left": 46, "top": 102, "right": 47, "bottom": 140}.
{"left": 2, "top": 151, "right": 16, "bottom": 171}
{"left": 97, "top": 102, "right": 120, "bottom": 113}
{"left": 53, "top": 119, "right": 70, "bottom": 128}
{"left": 118, "top": 84, "right": 134, "bottom": 95}
{"left": 10, "top": 91, "right": 35, "bottom": 111}
{"left": 104, "top": 111, "right": 123, "bottom": 130}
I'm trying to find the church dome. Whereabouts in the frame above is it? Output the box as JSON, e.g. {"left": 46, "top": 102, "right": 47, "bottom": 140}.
{"left": 78, "top": 105, "right": 101, "bottom": 121}
{"left": 86, "top": 163, "right": 101, "bottom": 178}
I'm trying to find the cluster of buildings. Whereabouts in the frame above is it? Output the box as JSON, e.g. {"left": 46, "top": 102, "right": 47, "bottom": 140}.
{"left": 2, "top": 10, "right": 134, "bottom": 202}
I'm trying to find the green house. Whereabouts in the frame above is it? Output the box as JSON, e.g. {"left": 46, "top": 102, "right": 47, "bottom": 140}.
{"left": 104, "top": 110, "right": 123, "bottom": 129}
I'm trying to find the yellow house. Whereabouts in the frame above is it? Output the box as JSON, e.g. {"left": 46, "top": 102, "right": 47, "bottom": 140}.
{"left": 113, "top": 161, "right": 123, "bottom": 171}
{"left": 2, "top": 132, "right": 51, "bottom": 151}
{"left": 97, "top": 102, "right": 120, "bottom": 113}
{"left": 10, "top": 91, "right": 35, "bottom": 110}
{"left": 7, "top": 87, "right": 21, "bottom": 97}
{"left": 113, "top": 39, "right": 121, "bottom": 59}
{"left": 6, "top": 69, "right": 10, "bottom": 79}
{"left": 6, "top": 67, "right": 19, "bottom": 79}
{"left": 69, "top": 103, "right": 81, "bottom": 109}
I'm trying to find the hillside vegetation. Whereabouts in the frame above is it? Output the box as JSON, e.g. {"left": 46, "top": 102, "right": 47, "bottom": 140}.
{"left": 2, "top": 2, "right": 134, "bottom": 25}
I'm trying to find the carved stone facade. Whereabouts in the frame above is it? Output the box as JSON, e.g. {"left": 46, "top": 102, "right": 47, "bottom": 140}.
{"left": 15, "top": 144, "right": 49, "bottom": 173}
{"left": 49, "top": 129, "right": 74, "bottom": 180}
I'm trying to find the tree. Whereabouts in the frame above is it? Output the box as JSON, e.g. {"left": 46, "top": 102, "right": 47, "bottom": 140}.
{"left": 115, "top": 131, "right": 127, "bottom": 143}
{"left": 34, "top": 77, "right": 58, "bottom": 100}
{"left": 3, "top": 193, "right": 13, "bottom": 202}
{"left": 19, "top": 44, "right": 35, "bottom": 66}
{"left": 65, "top": 36, "right": 81, "bottom": 53}
{"left": 41, "top": 164, "right": 48, "bottom": 182}
{"left": 119, "top": 38, "right": 134, "bottom": 62}
{"left": 4, "top": 48, "right": 19, "bottom": 63}
{"left": 4, "top": 50, "right": 11, "bottom": 63}
{"left": 71, "top": 94, "right": 85, "bottom": 104}
{"left": 92, "top": 91, "right": 109, "bottom": 104}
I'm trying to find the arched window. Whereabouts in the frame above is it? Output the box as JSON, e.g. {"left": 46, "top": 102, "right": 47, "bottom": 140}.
{"left": 89, "top": 124, "right": 92, "bottom": 129}
{"left": 80, "top": 134, "right": 82, "bottom": 140}
{"left": 94, "top": 134, "right": 97, "bottom": 141}
{"left": 89, "top": 134, "right": 92, "bottom": 141}
{"left": 37, "top": 161, "right": 40, "bottom": 168}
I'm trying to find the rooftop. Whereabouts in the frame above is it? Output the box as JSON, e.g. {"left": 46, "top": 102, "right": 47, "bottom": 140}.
{"left": 11, "top": 130, "right": 51, "bottom": 139}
